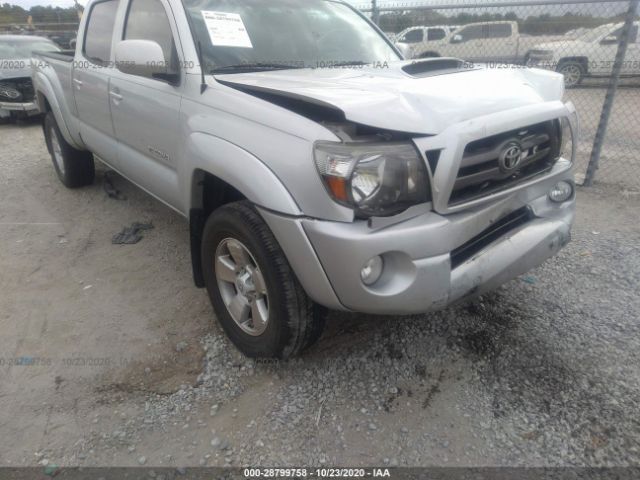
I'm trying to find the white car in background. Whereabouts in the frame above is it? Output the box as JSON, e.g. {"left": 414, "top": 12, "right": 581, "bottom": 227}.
{"left": 394, "top": 25, "right": 455, "bottom": 58}
{"left": 528, "top": 22, "right": 640, "bottom": 87}
{"left": 413, "top": 21, "right": 562, "bottom": 64}
{"left": 0, "top": 35, "right": 60, "bottom": 121}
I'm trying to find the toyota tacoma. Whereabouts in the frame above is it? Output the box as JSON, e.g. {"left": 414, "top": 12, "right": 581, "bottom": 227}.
{"left": 32, "top": 0, "right": 577, "bottom": 358}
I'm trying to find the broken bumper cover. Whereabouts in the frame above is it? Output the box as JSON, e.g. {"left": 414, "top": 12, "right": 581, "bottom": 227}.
{"left": 260, "top": 163, "right": 575, "bottom": 314}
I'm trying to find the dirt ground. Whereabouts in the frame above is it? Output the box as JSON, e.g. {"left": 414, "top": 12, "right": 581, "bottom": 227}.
{"left": 1, "top": 120, "right": 639, "bottom": 469}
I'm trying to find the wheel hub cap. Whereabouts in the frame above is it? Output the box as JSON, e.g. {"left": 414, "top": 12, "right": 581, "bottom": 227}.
{"left": 235, "top": 269, "right": 254, "bottom": 296}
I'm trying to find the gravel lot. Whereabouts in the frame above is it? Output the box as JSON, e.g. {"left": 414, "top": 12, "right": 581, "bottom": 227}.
{"left": 1, "top": 120, "right": 639, "bottom": 469}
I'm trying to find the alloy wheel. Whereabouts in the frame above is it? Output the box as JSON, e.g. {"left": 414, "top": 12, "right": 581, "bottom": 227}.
{"left": 214, "top": 238, "right": 269, "bottom": 336}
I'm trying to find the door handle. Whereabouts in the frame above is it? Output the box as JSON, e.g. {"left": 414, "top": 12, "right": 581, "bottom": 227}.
{"left": 73, "top": 78, "right": 82, "bottom": 88}
{"left": 109, "top": 91, "right": 123, "bottom": 101}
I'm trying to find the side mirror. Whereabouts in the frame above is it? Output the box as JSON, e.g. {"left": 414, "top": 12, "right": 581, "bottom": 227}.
{"left": 115, "top": 39, "right": 178, "bottom": 83}
{"left": 450, "top": 34, "right": 463, "bottom": 44}
{"left": 601, "top": 35, "right": 618, "bottom": 45}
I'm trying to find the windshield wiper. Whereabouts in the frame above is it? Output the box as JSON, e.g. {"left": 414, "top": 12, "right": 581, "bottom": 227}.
{"left": 211, "top": 62, "right": 304, "bottom": 73}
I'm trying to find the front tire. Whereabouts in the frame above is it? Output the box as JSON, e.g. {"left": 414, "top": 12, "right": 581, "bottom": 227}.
{"left": 44, "top": 112, "right": 94, "bottom": 188}
{"left": 557, "top": 60, "right": 584, "bottom": 88}
{"left": 201, "top": 201, "right": 325, "bottom": 358}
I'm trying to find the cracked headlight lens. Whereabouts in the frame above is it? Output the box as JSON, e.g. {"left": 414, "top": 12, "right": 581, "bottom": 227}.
{"left": 314, "top": 141, "right": 430, "bottom": 218}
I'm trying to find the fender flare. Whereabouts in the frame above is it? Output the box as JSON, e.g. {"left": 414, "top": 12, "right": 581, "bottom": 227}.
{"left": 34, "top": 72, "right": 84, "bottom": 150}
{"left": 184, "top": 132, "right": 302, "bottom": 216}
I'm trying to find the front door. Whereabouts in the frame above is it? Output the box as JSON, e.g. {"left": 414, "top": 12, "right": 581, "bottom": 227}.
{"left": 108, "top": 0, "right": 183, "bottom": 210}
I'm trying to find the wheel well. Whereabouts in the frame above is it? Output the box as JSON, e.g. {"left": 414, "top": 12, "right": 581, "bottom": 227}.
{"left": 38, "top": 94, "right": 52, "bottom": 141}
{"left": 190, "top": 170, "right": 247, "bottom": 287}
{"left": 37, "top": 92, "right": 52, "bottom": 112}
{"left": 558, "top": 57, "right": 588, "bottom": 73}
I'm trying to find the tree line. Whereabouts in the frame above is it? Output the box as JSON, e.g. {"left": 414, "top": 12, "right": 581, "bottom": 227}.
{"left": 0, "top": 3, "right": 79, "bottom": 25}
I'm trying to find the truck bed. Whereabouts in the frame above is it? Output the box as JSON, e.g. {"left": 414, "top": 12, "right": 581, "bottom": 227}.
{"left": 33, "top": 50, "right": 75, "bottom": 62}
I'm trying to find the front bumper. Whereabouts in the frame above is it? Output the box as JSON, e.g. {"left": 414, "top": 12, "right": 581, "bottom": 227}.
{"left": 260, "top": 162, "right": 574, "bottom": 314}
{"left": 261, "top": 101, "right": 577, "bottom": 314}
{"left": 0, "top": 100, "right": 39, "bottom": 114}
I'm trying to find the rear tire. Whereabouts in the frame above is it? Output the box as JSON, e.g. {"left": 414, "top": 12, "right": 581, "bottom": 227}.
{"left": 44, "top": 112, "right": 94, "bottom": 188}
{"left": 201, "top": 201, "right": 325, "bottom": 358}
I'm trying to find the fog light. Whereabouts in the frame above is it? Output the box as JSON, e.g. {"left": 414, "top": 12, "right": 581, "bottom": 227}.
{"left": 549, "top": 181, "right": 573, "bottom": 203}
{"left": 360, "top": 256, "right": 383, "bottom": 286}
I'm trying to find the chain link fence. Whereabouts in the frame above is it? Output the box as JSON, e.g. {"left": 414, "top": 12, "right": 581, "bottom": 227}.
{"left": 357, "top": 0, "right": 640, "bottom": 190}
{"left": 0, "top": 22, "right": 79, "bottom": 49}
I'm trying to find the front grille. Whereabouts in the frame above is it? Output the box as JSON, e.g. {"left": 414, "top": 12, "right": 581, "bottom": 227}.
{"left": 0, "top": 77, "right": 34, "bottom": 103}
{"left": 450, "top": 207, "right": 534, "bottom": 269}
{"left": 449, "top": 120, "right": 560, "bottom": 206}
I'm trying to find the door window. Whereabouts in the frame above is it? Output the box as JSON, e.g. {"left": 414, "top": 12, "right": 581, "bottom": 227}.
{"left": 83, "top": 0, "right": 120, "bottom": 65}
{"left": 427, "top": 28, "right": 446, "bottom": 41}
{"left": 454, "top": 25, "right": 483, "bottom": 43}
{"left": 124, "top": 0, "right": 178, "bottom": 74}
{"left": 400, "top": 29, "right": 423, "bottom": 43}
{"left": 485, "top": 23, "right": 512, "bottom": 39}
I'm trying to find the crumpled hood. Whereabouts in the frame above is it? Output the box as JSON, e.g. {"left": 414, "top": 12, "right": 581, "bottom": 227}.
{"left": 0, "top": 59, "right": 32, "bottom": 80}
{"left": 217, "top": 60, "right": 565, "bottom": 135}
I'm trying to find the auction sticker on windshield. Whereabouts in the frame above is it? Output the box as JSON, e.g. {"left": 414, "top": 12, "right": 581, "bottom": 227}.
{"left": 201, "top": 11, "right": 253, "bottom": 48}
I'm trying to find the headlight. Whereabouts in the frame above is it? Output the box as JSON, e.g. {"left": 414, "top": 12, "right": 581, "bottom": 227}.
{"left": 314, "top": 141, "right": 430, "bottom": 217}
{"left": 558, "top": 116, "right": 574, "bottom": 161}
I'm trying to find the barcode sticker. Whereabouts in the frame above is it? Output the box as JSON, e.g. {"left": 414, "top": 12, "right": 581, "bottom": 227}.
{"left": 201, "top": 11, "right": 253, "bottom": 48}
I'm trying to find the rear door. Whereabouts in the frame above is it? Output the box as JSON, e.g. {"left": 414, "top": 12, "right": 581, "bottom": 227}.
{"left": 73, "top": 0, "right": 120, "bottom": 165}
{"left": 108, "top": 0, "right": 183, "bottom": 209}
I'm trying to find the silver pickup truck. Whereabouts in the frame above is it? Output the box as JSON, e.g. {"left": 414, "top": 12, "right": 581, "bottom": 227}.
{"left": 32, "top": 0, "right": 578, "bottom": 358}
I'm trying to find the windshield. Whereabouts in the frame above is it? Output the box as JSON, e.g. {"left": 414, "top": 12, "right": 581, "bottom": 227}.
{"left": 0, "top": 38, "right": 60, "bottom": 60}
{"left": 578, "top": 25, "right": 613, "bottom": 42}
{"left": 182, "top": 0, "right": 400, "bottom": 73}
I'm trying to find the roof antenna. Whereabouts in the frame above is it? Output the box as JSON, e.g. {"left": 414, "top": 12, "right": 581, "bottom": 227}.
{"left": 196, "top": 40, "right": 207, "bottom": 94}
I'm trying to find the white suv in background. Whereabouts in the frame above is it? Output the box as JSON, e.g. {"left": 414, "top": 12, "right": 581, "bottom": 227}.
{"left": 412, "top": 21, "right": 562, "bottom": 64}
{"left": 394, "top": 25, "right": 455, "bottom": 58}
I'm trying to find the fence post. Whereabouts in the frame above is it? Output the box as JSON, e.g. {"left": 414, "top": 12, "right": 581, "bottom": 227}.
{"left": 584, "top": 0, "right": 639, "bottom": 186}
{"left": 371, "top": 0, "right": 379, "bottom": 25}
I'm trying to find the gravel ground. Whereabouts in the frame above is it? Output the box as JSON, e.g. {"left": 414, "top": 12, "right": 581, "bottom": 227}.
{"left": 0, "top": 120, "right": 639, "bottom": 469}
{"left": 566, "top": 85, "right": 640, "bottom": 188}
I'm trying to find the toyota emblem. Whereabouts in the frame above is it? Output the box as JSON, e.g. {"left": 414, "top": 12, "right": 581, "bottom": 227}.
{"left": 499, "top": 141, "right": 523, "bottom": 173}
